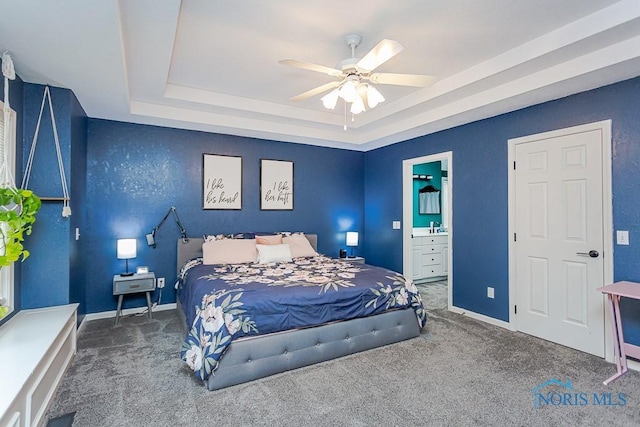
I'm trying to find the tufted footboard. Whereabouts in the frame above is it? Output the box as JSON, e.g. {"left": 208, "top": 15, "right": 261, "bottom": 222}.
{"left": 177, "top": 301, "right": 420, "bottom": 390}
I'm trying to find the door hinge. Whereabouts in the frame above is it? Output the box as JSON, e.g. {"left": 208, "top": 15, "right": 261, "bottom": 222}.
{"left": 514, "top": 305, "right": 517, "bottom": 314}
{"left": 514, "top": 233, "right": 517, "bottom": 242}
{"left": 513, "top": 161, "right": 516, "bottom": 170}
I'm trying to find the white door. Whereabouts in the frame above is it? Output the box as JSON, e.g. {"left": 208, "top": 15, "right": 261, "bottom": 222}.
{"left": 514, "top": 126, "right": 606, "bottom": 357}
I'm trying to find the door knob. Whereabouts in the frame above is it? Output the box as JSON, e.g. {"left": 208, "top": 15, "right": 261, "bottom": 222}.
{"left": 576, "top": 250, "right": 599, "bottom": 258}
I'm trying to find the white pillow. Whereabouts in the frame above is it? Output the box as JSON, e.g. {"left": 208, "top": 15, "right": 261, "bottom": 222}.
{"left": 202, "top": 239, "right": 257, "bottom": 265}
{"left": 256, "top": 244, "right": 292, "bottom": 264}
{"left": 283, "top": 234, "right": 318, "bottom": 258}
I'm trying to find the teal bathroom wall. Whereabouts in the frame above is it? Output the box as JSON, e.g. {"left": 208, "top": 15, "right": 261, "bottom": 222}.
{"left": 412, "top": 162, "right": 442, "bottom": 227}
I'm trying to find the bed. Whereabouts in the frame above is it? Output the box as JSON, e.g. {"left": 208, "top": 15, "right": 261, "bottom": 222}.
{"left": 175, "top": 233, "right": 426, "bottom": 391}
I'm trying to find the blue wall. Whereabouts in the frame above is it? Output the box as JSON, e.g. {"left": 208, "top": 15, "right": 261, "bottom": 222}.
{"left": 8, "top": 72, "right": 640, "bottom": 347}
{"left": 68, "top": 91, "right": 88, "bottom": 314}
{"left": 364, "top": 76, "right": 640, "bottom": 343}
{"left": 84, "top": 119, "right": 364, "bottom": 313}
{"left": 20, "top": 84, "right": 87, "bottom": 312}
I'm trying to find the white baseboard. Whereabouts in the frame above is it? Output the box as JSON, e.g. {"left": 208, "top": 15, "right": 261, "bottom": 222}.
{"left": 449, "top": 305, "right": 511, "bottom": 329}
{"left": 83, "top": 303, "right": 177, "bottom": 322}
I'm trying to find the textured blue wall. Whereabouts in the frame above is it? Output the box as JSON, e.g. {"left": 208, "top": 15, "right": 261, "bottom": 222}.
{"left": 21, "top": 84, "right": 70, "bottom": 309}
{"left": 85, "top": 119, "right": 364, "bottom": 313}
{"left": 364, "top": 76, "right": 640, "bottom": 342}
{"left": 0, "top": 73, "right": 24, "bottom": 325}
{"left": 68, "top": 91, "right": 88, "bottom": 314}
{"left": 20, "top": 84, "right": 87, "bottom": 310}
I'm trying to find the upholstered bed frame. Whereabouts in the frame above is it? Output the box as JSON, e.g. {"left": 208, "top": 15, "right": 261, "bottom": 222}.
{"left": 176, "top": 236, "right": 421, "bottom": 391}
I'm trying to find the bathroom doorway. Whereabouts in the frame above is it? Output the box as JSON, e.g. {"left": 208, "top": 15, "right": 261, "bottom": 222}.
{"left": 402, "top": 152, "right": 452, "bottom": 311}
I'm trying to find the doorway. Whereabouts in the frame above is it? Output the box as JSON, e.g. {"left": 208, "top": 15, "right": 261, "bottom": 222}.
{"left": 402, "top": 151, "right": 453, "bottom": 311}
{"left": 508, "top": 120, "right": 613, "bottom": 357}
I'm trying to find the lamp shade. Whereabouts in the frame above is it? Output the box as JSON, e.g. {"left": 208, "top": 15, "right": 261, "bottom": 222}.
{"left": 321, "top": 89, "right": 339, "bottom": 110}
{"left": 338, "top": 80, "right": 358, "bottom": 103}
{"left": 346, "top": 232, "right": 359, "bottom": 247}
{"left": 366, "top": 85, "right": 385, "bottom": 108}
{"left": 350, "top": 95, "right": 366, "bottom": 115}
{"left": 117, "top": 238, "right": 137, "bottom": 259}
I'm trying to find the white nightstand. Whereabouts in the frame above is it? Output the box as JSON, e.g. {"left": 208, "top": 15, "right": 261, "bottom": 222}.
{"left": 339, "top": 256, "right": 365, "bottom": 264}
{"left": 113, "top": 272, "right": 156, "bottom": 325}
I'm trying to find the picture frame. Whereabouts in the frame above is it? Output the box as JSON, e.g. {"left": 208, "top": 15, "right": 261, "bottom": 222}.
{"left": 203, "top": 154, "right": 242, "bottom": 210}
{"left": 260, "top": 159, "right": 294, "bottom": 210}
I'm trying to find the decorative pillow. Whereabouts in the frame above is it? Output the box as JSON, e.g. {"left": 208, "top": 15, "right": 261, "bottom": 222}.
{"left": 202, "top": 238, "right": 257, "bottom": 265}
{"left": 256, "top": 234, "right": 283, "bottom": 245}
{"left": 283, "top": 234, "right": 317, "bottom": 258}
{"left": 256, "top": 244, "right": 292, "bottom": 264}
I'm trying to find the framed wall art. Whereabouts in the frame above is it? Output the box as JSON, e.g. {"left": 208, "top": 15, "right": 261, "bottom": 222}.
{"left": 203, "top": 154, "right": 242, "bottom": 210}
{"left": 260, "top": 159, "right": 293, "bottom": 210}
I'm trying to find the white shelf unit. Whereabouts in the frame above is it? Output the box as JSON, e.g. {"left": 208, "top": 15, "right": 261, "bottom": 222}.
{"left": 0, "top": 304, "right": 78, "bottom": 427}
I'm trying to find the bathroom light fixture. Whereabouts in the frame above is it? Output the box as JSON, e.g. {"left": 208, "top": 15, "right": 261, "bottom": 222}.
{"left": 146, "top": 206, "right": 188, "bottom": 248}
{"left": 117, "top": 238, "right": 137, "bottom": 276}
{"left": 346, "top": 232, "right": 359, "bottom": 258}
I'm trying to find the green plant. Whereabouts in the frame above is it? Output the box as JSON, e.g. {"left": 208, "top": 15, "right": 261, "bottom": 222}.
{"left": 0, "top": 187, "right": 41, "bottom": 267}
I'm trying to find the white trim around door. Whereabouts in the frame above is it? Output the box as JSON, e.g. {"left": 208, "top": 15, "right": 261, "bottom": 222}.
{"left": 402, "top": 151, "right": 453, "bottom": 311}
{"left": 507, "top": 120, "right": 614, "bottom": 361}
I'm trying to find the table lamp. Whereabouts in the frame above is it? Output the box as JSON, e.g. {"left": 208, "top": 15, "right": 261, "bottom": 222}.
{"left": 346, "top": 232, "right": 359, "bottom": 258}
{"left": 117, "top": 238, "right": 137, "bottom": 276}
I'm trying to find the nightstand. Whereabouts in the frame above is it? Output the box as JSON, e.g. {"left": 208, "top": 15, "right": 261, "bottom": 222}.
{"left": 339, "top": 256, "right": 365, "bottom": 264}
{"left": 113, "top": 272, "right": 156, "bottom": 325}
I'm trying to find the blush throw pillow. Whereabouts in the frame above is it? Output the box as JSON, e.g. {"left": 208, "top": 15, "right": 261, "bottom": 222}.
{"left": 283, "top": 234, "right": 318, "bottom": 258}
{"left": 256, "top": 234, "right": 283, "bottom": 245}
{"left": 256, "top": 244, "right": 293, "bottom": 264}
{"left": 202, "top": 238, "right": 257, "bottom": 265}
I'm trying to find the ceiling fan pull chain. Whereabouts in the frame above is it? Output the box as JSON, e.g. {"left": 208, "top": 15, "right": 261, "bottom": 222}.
{"left": 343, "top": 101, "right": 347, "bottom": 131}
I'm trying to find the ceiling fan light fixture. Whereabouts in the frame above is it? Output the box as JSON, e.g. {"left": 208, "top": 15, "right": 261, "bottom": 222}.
{"left": 321, "top": 89, "right": 339, "bottom": 109}
{"left": 366, "top": 84, "right": 385, "bottom": 108}
{"left": 338, "top": 80, "right": 358, "bottom": 103}
{"left": 350, "top": 95, "right": 366, "bottom": 115}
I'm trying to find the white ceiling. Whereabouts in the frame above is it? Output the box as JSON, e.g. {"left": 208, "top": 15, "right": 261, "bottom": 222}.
{"left": 1, "top": 0, "right": 639, "bottom": 151}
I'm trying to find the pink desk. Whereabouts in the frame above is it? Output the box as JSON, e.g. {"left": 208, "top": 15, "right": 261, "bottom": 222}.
{"left": 596, "top": 281, "right": 640, "bottom": 385}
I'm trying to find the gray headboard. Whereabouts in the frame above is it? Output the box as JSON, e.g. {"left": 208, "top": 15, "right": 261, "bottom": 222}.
{"left": 177, "top": 234, "right": 318, "bottom": 274}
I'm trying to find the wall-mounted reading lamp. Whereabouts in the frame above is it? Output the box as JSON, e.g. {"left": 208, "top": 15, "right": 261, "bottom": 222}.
{"left": 146, "top": 206, "right": 189, "bottom": 248}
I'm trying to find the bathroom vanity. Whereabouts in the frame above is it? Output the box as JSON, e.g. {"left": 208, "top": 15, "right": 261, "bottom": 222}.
{"left": 412, "top": 229, "right": 448, "bottom": 282}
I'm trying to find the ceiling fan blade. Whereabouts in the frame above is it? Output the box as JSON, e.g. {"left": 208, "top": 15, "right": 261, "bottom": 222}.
{"left": 290, "top": 81, "right": 341, "bottom": 102}
{"left": 356, "top": 39, "right": 405, "bottom": 72}
{"left": 279, "top": 59, "right": 343, "bottom": 77}
{"left": 369, "top": 73, "right": 437, "bottom": 87}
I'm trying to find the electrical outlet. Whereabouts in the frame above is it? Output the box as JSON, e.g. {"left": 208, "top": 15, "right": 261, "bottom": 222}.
{"left": 157, "top": 277, "right": 165, "bottom": 288}
{"left": 487, "top": 287, "right": 495, "bottom": 299}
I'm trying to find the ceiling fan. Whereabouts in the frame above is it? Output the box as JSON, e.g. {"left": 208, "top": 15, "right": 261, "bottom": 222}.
{"left": 279, "top": 34, "right": 436, "bottom": 115}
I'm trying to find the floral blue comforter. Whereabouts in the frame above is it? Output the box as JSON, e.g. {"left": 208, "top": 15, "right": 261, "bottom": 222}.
{"left": 179, "top": 255, "right": 426, "bottom": 381}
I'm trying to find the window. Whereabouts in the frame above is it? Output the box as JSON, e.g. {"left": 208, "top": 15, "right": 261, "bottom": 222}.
{"left": 0, "top": 99, "right": 16, "bottom": 319}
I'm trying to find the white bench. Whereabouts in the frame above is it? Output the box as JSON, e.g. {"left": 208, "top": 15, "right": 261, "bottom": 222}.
{"left": 0, "top": 304, "right": 78, "bottom": 427}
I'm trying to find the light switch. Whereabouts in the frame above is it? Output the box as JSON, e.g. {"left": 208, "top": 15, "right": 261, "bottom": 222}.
{"left": 392, "top": 221, "right": 401, "bottom": 229}
{"left": 617, "top": 230, "right": 629, "bottom": 245}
